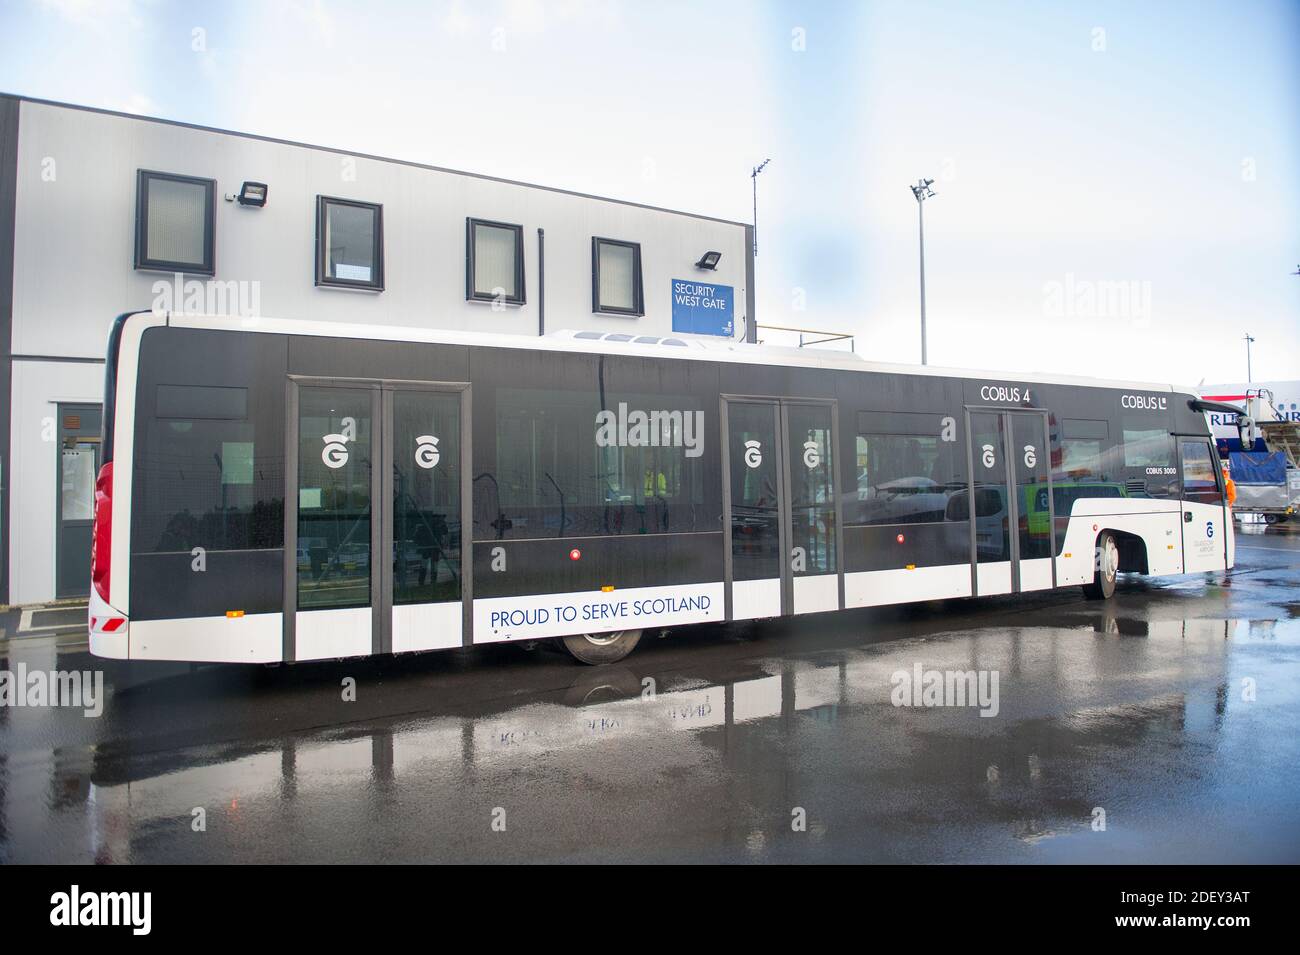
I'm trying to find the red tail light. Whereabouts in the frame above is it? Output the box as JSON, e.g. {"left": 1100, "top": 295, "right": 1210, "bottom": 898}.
{"left": 91, "top": 461, "right": 113, "bottom": 602}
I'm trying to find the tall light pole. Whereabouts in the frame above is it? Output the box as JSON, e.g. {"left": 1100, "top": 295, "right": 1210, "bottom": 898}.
{"left": 751, "top": 159, "right": 771, "bottom": 257}
{"left": 910, "top": 178, "right": 936, "bottom": 364}
{"left": 1244, "top": 332, "right": 1255, "bottom": 382}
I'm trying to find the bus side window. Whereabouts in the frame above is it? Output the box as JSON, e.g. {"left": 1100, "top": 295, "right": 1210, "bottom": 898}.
{"left": 1179, "top": 441, "right": 1222, "bottom": 505}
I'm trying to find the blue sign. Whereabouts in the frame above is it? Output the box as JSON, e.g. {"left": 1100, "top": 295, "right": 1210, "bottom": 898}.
{"left": 671, "top": 279, "right": 734, "bottom": 337}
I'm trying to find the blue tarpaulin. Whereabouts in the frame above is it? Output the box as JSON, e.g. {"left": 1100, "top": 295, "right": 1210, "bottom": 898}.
{"left": 1228, "top": 451, "right": 1288, "bottom": 485}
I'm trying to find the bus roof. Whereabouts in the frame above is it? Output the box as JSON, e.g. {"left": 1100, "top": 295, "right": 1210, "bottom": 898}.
{"left": 157, "top": 310, "right": 1198, "bottom": 397}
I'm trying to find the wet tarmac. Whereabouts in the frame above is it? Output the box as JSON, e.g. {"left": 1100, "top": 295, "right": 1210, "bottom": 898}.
{"left": 2, "top": 524, "right": 1299, "bottom": 863}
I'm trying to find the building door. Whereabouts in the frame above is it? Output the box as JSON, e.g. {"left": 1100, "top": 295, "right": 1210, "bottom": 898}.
{"left": 964, "top": 408, "right": 1054, "bottom": 596}
{"left": 1176, "top": 436, "right": 1228, "bottom": 573}
{"left": 286, "top": 378, "right": 470, "bottom": 661}
{"left": 722, "top": 397, "right": 841, "bottom": 620}
{"left": 55, "top": 404, "right": 102, "bottom": 598}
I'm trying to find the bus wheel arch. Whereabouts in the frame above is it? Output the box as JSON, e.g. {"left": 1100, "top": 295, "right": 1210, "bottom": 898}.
{"left": 1082, "top": 528, "right": 1146, "bottom": 599}
{"left": 1111, "top": 529, "right": 1149, "bottom": 575}
{"left": 561, "top": 629, "right": 643, "bottom": 665}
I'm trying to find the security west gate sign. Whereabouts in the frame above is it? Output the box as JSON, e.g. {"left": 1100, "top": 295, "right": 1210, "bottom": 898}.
{"left": 671, "top": 280, "right": 734, "bottom": 337}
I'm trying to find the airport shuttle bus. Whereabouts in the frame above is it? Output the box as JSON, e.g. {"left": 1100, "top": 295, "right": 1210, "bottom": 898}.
{"left": 89, "top": 311, "right": 1234, "bottom": 665}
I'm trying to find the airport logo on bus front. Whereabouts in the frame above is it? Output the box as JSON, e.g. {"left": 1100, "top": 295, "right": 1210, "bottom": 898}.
{"left": 595, "top": 402, "right": 704, "bottom": 458}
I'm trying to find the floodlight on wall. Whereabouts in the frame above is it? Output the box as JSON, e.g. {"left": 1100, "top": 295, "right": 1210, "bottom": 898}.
{"left": 225, "top": 181, "right": 268, "bottom": 207}
{"left": 695, "top": 251, "right": 722, "bottom": 270}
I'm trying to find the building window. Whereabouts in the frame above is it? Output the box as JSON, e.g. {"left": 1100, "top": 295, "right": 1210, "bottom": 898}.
{"left": 466, "top": 218, "right": 525, "bottom": 304}
{"left": 592, "top": 237, "right": 644, "bottom": 316}
{"left": 316, "top": 196, "right": 384, "bottom": 290}
{"left": 134, "top": 170, "right": 216, "bottom": 274}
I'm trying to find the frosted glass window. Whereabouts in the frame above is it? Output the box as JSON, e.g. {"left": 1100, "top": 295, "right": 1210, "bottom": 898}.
{"left": 147, "top": 179, "right": 207, "bottom": 264}
{"left": 593, "top": 238, "right": 642, "bottom": 314}
{"left": 472, "top": 222, "right": 520, "bottom": 299}
{"left": 598, "top": 242, "right": 635, "bottom": 311}
{"left": 136, "top": 171, "right": 214, "bottom": 273}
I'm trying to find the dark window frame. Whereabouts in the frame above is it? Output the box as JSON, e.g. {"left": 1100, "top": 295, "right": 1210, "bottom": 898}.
{"left": 315, "top": 195, "right": 385, "bottom": 291}
{"left": 591, "top": 236, "right": 644, "bottom": 316}
{"left": 134, "top": 169, "right": 216, "bottom": 275}
{"left": 1180, "top": 438, "right": 1225, "bottom": 504}
{"left": 465, "top": 218, "right": 526, "bottom": 305}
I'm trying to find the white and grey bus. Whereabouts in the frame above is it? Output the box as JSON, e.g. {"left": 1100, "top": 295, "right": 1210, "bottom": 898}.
{"left": 89, "top": 310, "right": 1235, "bottom": 665}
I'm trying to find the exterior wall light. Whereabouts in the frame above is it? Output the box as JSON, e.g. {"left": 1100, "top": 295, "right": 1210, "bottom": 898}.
{"left": 695, "top": 251, "right": 721, "bottom": 270}
{"left": 225, "top": 181, "right": 268, "bottom": 207}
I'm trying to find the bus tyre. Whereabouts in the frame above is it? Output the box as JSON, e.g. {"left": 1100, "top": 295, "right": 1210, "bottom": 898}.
{"left": 1083, "top": 531, "right": 1118, "bottom": 600}
{"left": 562, "top": 629, "right": 643, "bottom": 665}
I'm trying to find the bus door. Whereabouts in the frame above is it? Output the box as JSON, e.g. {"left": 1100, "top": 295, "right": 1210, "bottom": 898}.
{"left": 964, "top": 408, "right": 1054, "bottom": 596}
{"left": 286, "top": 378, "right": 471, "bottom": 662}
{"left": 1175, "top": 436, "right": 1229, "bottom": 573}
{"left": 722, "top": 397, "right": 841, "bottom": 620}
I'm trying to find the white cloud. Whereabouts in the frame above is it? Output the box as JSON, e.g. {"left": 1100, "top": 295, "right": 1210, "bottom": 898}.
{"left": 287, "top": 0, "right": 337, "bottom": 47}
{"left": 34, "top": 0, "right": 147, "bottom": 32}
{"left": 112, "top": 91, "right": 158, "bottom": 115}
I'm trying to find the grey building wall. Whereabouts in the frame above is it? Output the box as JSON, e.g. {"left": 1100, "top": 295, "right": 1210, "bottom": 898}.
{"left": 0, "top": 96, "right": 17, "bottom": 605}
{"left": 3, "top": 95, "right": 753, "bottom": 605}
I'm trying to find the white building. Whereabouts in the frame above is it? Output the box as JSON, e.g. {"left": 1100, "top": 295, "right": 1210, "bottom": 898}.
{"left": 0, "top": 94, "right": 754, "bottom": 606}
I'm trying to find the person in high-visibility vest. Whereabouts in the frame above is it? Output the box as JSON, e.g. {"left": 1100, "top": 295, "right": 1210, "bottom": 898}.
{"left": 643, "top": 468, "right": 669, "bottom": 531}
{"left": 644, "top": 468, "right": 667, "bottom": 498}
{"left": 1222, "top": 462, "right": 1236, "bottom": 507}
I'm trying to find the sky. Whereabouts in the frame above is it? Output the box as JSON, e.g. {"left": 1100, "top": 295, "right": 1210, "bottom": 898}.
{"left": 1, "top": 0, "right": 1297, "bottom": 385}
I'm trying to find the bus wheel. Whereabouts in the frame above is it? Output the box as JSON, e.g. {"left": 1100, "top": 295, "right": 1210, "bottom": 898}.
{"left": 562, "top": 629, "right": 643, "bottom": 665}
{"left": 1082, "top": 531, "right": 1118, "bottom": 600}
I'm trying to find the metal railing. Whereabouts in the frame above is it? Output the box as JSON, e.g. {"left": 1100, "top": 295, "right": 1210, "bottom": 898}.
{"left": 754, "top": 323, "right": 855, "bottom": 351}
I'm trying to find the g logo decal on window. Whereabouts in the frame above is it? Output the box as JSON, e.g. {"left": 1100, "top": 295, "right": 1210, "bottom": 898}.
{"left": 321, "top": 433, "right": 349, "bottom": 469}
{"left": 415, "top": 435, "right": 441, "bottom": 469}
{"left": 803, "top": 440, "right": 821, "bottom": 469}
{"left": 744, "top": 439, "right": 763, "bottom": 469}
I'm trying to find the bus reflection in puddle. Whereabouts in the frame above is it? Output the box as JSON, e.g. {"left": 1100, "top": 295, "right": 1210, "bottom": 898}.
{"left": 45, "top": 613, "right": 1295, "bottom": 862}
